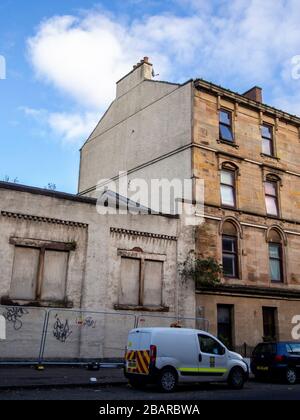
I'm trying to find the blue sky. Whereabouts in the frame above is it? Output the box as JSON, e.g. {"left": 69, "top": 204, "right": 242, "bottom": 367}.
{"left": 1, "top": 0, "right": 300, "bottom": 193}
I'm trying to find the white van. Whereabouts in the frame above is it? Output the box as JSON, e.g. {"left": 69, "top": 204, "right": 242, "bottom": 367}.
{"left": 124, "top": 327, "right": 248, "bottom": 392}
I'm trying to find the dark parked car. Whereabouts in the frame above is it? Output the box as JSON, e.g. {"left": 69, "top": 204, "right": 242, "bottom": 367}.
{"left": 251, "top": 342, "right": 300, "bottom": 384}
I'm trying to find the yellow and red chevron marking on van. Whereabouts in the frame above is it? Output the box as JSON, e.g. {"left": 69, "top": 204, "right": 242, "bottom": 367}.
{"left": 125, "top": 350, "right": 135, "bottom": 361}
{"left": 125, "top": 350, "right": 150, "bottom": 375}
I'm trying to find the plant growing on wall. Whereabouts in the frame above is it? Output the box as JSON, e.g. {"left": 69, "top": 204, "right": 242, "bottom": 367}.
{"left": 180, "top": 254, "right": 222, "bottom": 288}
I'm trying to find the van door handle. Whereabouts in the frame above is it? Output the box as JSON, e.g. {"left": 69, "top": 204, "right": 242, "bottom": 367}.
{"left": 199, "top": 354, "right": 202, "bottom": 362}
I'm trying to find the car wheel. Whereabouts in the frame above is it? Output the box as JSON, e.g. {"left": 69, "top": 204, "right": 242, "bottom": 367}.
{"left": 129, "top": 377, "right": 147, "bottom": 389}
{"left": 286, "top": 368, "right": 297, "bottom": 385}
{"left": 228, "top": 367, "right": 245, "bottom": 389}
{"left": 158, "top": 368, "right": 178, "bottom": 393}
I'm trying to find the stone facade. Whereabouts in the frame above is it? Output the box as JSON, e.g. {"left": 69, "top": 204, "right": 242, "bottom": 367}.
{"left": 79, "top": 60, "right": 300, "bottom": 348}
{"left": 193, "top": 81, "right": 300, "bottom": 347}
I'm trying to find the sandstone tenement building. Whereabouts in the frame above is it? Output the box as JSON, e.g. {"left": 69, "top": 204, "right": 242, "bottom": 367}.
{"left": 80, "top": 57, "right": 300, "bottom": 347}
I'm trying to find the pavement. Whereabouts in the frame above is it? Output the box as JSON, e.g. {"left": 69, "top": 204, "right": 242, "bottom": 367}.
{"left": 1, "top": 381, "right": 300, "bottom": 401}
{"left": 0, "top": 365, "right": 127, "bottom": 389}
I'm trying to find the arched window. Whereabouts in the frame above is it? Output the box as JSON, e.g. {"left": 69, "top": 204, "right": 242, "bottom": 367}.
{"left": 222, "top": 221, "right": 239, "bottom": 278}
{"left": 268, "top": 229, "right": 284, "bottom": 283}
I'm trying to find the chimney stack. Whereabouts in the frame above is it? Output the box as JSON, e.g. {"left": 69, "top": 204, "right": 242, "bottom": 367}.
{"left": 116, "top": 57, "right": 153, "bottom": 98}
{"left": 242, "top": 86, "right": 263, "bottom": 103}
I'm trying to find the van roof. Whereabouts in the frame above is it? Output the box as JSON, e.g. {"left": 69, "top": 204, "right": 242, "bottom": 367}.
{"left": 129, "top": 327, "right": 208, "bottom": 334}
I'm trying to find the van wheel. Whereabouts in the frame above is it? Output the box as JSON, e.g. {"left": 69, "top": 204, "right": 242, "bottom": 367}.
{"left": 158, "top": 368, "right": 178, "bottom": 393}
{"left": 129, "top": 377, "right": 147, "bottom": 389}
{"left": 286, "top": 368, "right": 297, "bottom": 385}
{"left": 228, "top": 367, "right": 245, "bottom": 389}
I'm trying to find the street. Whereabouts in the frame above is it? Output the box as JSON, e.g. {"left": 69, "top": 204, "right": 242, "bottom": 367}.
{"left": 0, "top": 381, "right": 299, "bottom": 400}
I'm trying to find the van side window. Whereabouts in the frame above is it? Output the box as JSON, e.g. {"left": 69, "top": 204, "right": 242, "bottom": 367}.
{"left": 198, "top": 334, "right": 225, "bottom": 356}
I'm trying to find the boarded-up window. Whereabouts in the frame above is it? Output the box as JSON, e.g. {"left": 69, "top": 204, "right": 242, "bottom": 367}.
{"left": 9, "top": 241, "right": 71, "bottom": 303}
{"left": 41, "top": 250, "right": 69, "bottom": 301}
{"left": 10, "top": 247, "right": 39, "bottom": 300}
{"left": 143, "top": 260, "right": 163, "bottom": 306}
{"left": 119, "top": 258, "right": 140, "bottom": 305}
{"left": 118, "top": 255, "right": 163, "bottom": 307}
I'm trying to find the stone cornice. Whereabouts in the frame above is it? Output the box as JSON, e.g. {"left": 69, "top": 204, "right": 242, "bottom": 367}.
{"left": 110, "top": 227, "right": 177, "bottom": 241}
{"left": 196, "top": 284, "right": 300, "bottom": 300}
{"left": 1, "top": 211, "right": 88, "bottom": 228}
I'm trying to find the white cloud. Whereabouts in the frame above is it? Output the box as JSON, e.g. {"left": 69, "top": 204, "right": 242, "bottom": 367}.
{"left": 21, "top": 106, "right": 98, "bottom": 144}
{"left": 26, "top": 1, "right": 300, "bottom": 144}
{"left": 47, "top": 111, "right": 99, "bottom": 143}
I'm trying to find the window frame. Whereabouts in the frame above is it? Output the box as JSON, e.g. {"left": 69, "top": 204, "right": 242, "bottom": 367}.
{"left": 116, "top": 249, "right": 167, "bottom": 311}
{"left": 261, "top": 123, "right": 275, "bottom": 157}
{"left": 220, "top": 168, "right": 236, "bottom": 209}
{"left": 219, "top": 109, "right": 234, "bottom": 143}
{"left": 198, "top": 334, "right": 226, "bottom": 356}
{"left": 264, "top": 180, "right": 279, "bottom": 217}
{"left": 8, "top": 237, "right": 74, "bottom": 306}
{"left": 262, "top": 307, "right": 278, "bottom": 341}
{"left": 222, "top": 234, "right": 239, "bottom": 279}
{"left": 268, "top": 242, "right": 283, "bottom": 283}
{"left": 217, "top": 304, "right": 234, "bottom": 349}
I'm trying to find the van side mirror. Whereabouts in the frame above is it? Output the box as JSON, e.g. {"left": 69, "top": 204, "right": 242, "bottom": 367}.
{"left": 199, "top": 353, "right": 202, "bottom": 362}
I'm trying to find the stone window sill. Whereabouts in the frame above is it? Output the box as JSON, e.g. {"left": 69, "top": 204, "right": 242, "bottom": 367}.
{"left": 0, "top": 296, "right": 73, "bottom": 308}
{"left": 114, "top": 304, "right": 169, "bottom": 312}
{"left": 260, "top": 153, "right": 280, "bottom": 161}
{"left": 217, "top": 139, "right": 239, "bottom": 149}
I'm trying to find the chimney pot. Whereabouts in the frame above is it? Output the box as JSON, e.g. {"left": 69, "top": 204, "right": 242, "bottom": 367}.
{"left": 144, "top": 56, "right": 149, "bottom": 63}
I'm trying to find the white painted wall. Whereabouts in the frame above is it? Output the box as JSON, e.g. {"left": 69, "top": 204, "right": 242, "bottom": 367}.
{"left": 79, "top": 79, "right": 193, "bottom": 197}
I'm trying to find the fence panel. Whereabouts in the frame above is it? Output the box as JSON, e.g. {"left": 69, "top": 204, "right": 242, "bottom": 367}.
{"left": 136, "top": 314, "right": 209, "bottom": 331}
{"left": 0, "top": 305, "right": 47, "bottom": 361}
{"left": 41, "top": 309, "right": 136, "bottom": 362}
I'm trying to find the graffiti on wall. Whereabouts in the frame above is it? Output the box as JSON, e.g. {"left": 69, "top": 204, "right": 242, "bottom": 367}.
{"left": 2, "top": 307, "right": 29, "bottom": 331}
{"left": 75, "top": 316, "right": 97, "bottom": 329}
{"left": 53, "top": 314, "right": 72, "bottom": 343}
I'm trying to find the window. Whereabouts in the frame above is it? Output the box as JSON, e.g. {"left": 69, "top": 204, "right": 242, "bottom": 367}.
{"left": 286, "top": 344, "right": 300, "bottom": 354}
{"left": 269, "top": 243, "right": 283, "bottom": 282}
{"left": 261, "top": 124, "right": 274, "bottom": 156}
{"left": 9, "top": 242, "right": 71, "bottom": 303}
{"left": 222, "top": 222, "right": 239, "bottom": 278}
{"left": 267, "top": 229, "right": 284, "bottom": 283}
{"left": 265, "top": 180, "right": 279, "bottom": 216}
{"left": 219, "top": 109, "right": 234, "bottom": 142}
{"left": 118, "top": 251, "right": 164, "bottom": 309}
{"left": 217, "top": 305, "right": 234, "bottom": 349}
{"left": 220, "top": 169, "right": 236, "bottom": 207}
{"left": 198, "top": 334, "right": 225, "bottom": 355}
{"left": 262, "top": 307, "right": 277, "bottom": 341}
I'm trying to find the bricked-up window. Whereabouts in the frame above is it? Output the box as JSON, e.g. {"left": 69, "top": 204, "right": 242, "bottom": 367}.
{"left": 262, "top": 307, "right": 277, "bottom": 341}
{"left": 222, "top": 222, "right": 239, "bottom": 278}
{"left": 219, "top": 109, "right": 234, "bottom": 142}
{"left": 261, "top": 124, "right": 274, "bottom": 156}
{"left": 221, "top": 169, "right": 236, "bottom": 207}
{"left": 264, "top": 180, "right": 279, "bottom": 216}
{"left": 268, "top": 229, "right": 283, "bottom": 283}
{"left": 118, "top": 250, "right": 165, "bottom": 309}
